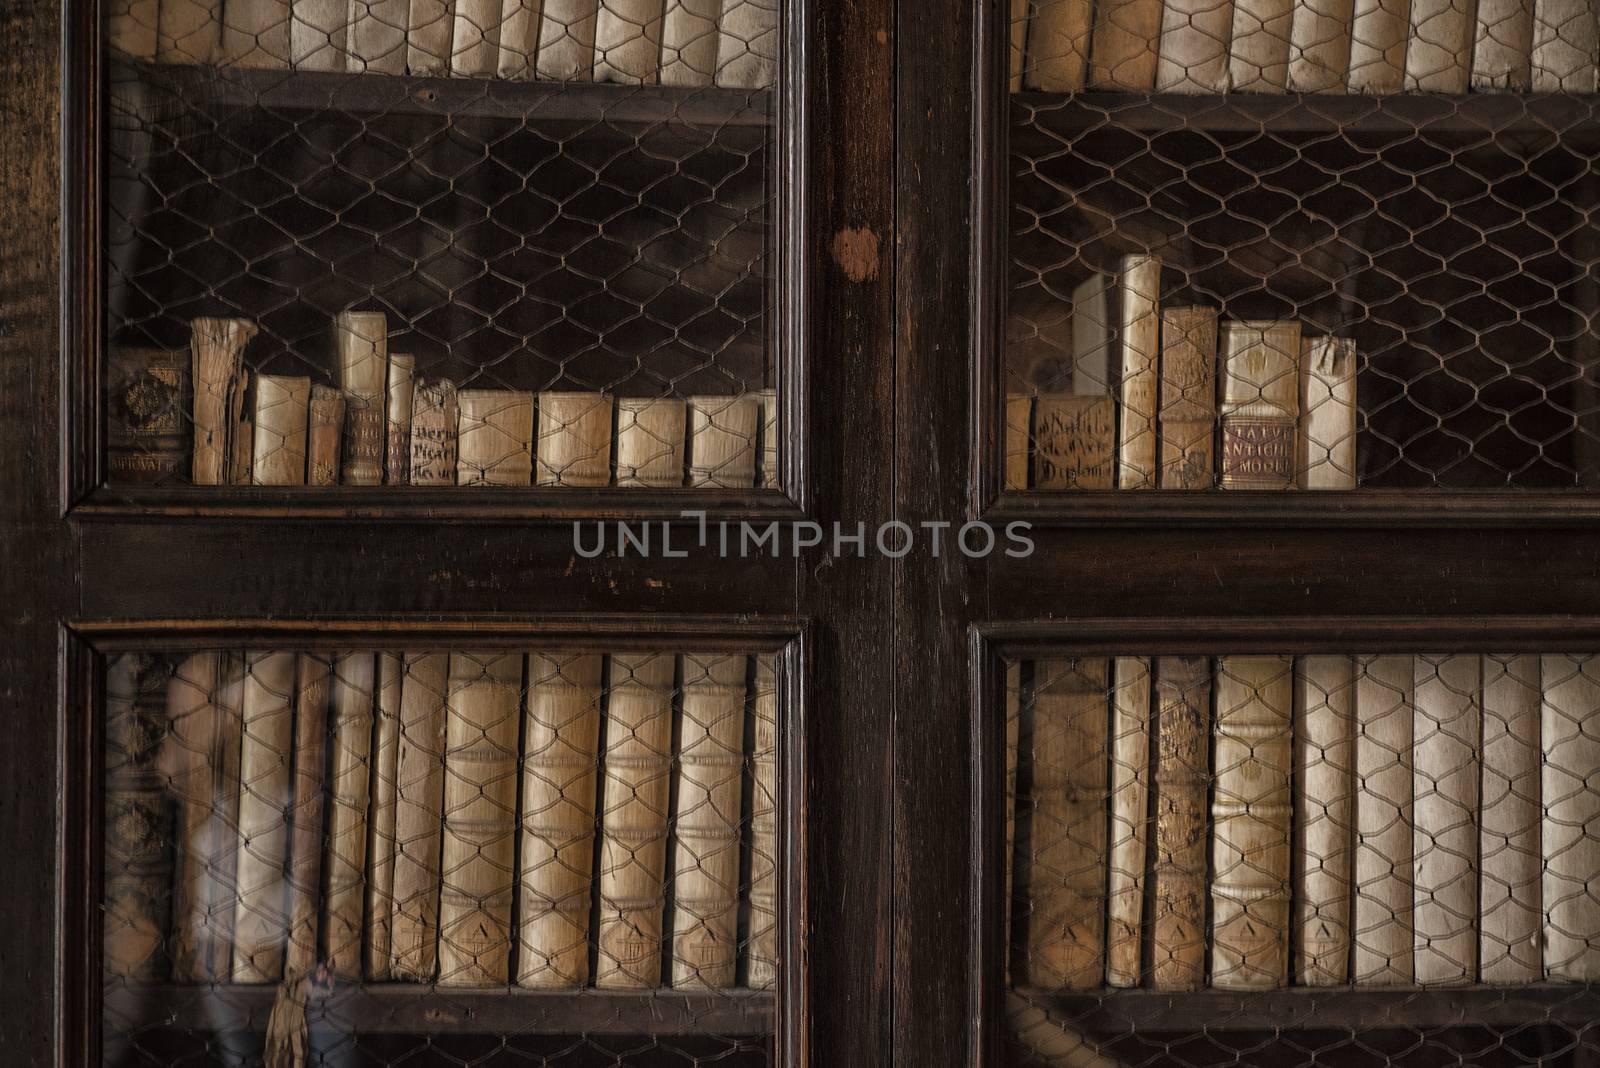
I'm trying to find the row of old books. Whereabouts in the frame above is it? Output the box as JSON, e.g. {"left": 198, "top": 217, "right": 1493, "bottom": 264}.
{"left": 1008, "top": 0, "right": 1599, "bottom": 93}
{"left": 1006, "top": 258, "right": 1356, "bottom": 490}
{"left": 104, "top": 650, "right": 778, "bottom": 990}
{"left": 111, "top": 313, "right": 777, "bottom": 488}
{"left": 1008, "top": 654, "right": 1600, "bottom": 991}
{"left": 108, "top": 0, "right": 777, "bottom": 88}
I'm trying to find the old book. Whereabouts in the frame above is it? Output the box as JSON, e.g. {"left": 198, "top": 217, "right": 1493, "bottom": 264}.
{"left": 1025, "top": 659, "right": 1109, "bottom": 990}
{"left": 386, "top": 353, "right": 415, "bottom": 485}
{"left": 1005, "top": 394, "right": 1032, "bottom": 491}
{"left": 390, "top": 652, "right": 450, "bottom": 980}
{"left": 323, "top": 652, "right": 375, "bottom": 978}
{"left": 716, "top": 0, "right": 778, "bottom": 88}
{"left": 538, "top": 0, "right": 600, "bottom": 78}
{"left": 593, "top": 0, "right": 665, "bottom": 82}
{"left": 458, "top": 390, "right": 534, "bottom": 486}
{"left": 1353, "top": 654, "right": 1413, "bottom": 984}
{"left": 1010, "top": 0, "right": 1030, "bottom": 90}
{"left": 1471, "top": 0, "right": 1534, "bottom": 86}
{"left": 596, "top": 653, "right": 676, "bottom": 988}
{"left": 452, "top": 0, "right": 506, "bottom": 73}
{"left": 343, "top": 402, "right": 385, "bottom": 486}
{"left": 517, "top": 653, "right": 603, "bottom": 988}
{"left": 1295, "top": 655, "right": 1355, "bottom": 986}
{"left": 1211, "top": 656, "right": 1292, "bottom": 990}
{"left": 109, "top": 0, "right": 161, "bottom": 56}
{"left": 672, "top": 655, "right": 748, "bottom": 988}
{"left": 1220, "top": 320, "right": 1301, "bottom": 490}
{"left": 497, "top": 0, "right": 542, "bottom": 75}
{"left": 660, "top": 0, "right": 720, "bottom": 83}
{"left": 410, "top": 379, "right": 459, "bottom": 486}
{"left": 688, "top": 395, "right": 760, "bottom": 488}
{"left": 336, "top": 310, "right": 388, "bottom": 486}
{"left": 1285, "top": 0, "right": 1355, "bottom": 89}
{"left": 1004, "top": 662, "right": 1023, "bottom": 984}
{"left": 190, "top": 318, "right": 256, "bottom": 486}
{"left": 347, "top": 0, "right": 409, "bottom": 71}
{"left": 1480, "top": 654, "right": 1541, "bottom": 984}
{"left": 251, "top": 375, "right": 311, "bottom": 486}
{"left": 156, "top": 0, "right": 221, "bottom": 66}
{"left": 1541, "top": 655, "right": 1600, "bottom": 979}
{"left": 1347, "top": 0, "right": 1411, "bottom": 91}
{"left": 748, "top": 655, "right": 778, "bottom": 989}
{"left": 406, "top": 0, "right": 456, "bottom": 73}
{"left": 364, "top": 652, "right": 405, "bottom": 979}
{"left": 1153, "top": 657, "right": 1210, "bottom": 991}
{"left": 1117, "top": 254, "right": 1161, "bottom": 489}
{"left": 1230, "top": 0, "right": 1294, "bottom": 89}
{"left": 537, "top": 391, "right": 613, "bottom": 487}
{"left": 284, "top": 655, "right": 331, "bottom": 978}
{"left": 1033, "top": 395, "right": 1115, "bottom": 490}
{"left": 615, "top": 397, "right": 685, "bottom": 488}
{"left": 1024, "top": 0, "right": 1094, "bottom": 89}
{"left": 1106, "top": 657, "right": 1151, "bottom": 988}
{"left": 221, "top": 0, "right": 293, "bottom": 64}
{"left": 233, "top": 651, "right": 297, "bottom": 983}
{"left": 438, "top": 653, "right": 524, "bottom": 986}
{"left": 1091, "top": 0, "right": 1164, "bottom": 88}
{"left": 307, "top": 385, "right": 345, "bottom": 487}
{"left": 1413, "top": 654, "right": 1479, "bottom": 986}
{"left": 756, "top": 388, "right": 779, "bottom": 489}
{"left": 228, "top": 369, "right": 254, "bottom": 486}
{"left": 1403, "top": 0, "right": 1473, "bottom": 90}
{"left": 290, "top": 0, "right": 351, "bottom": 67}
{"left": 1156, "top": 0, "right": 1235, "bottom": 90}
{"left": 1298, "top": 336, "right": 1357, "bottom": 490}
{"left": 108, "top": 347, "right": 189, "bottom": 483}
{"left": 1159, "top": 307, "right": 1218, "bottom": 490}
{"left": 105, "top": 654, "right": 171, "bottom": 981}
{"left": 1531, "top": 0, "right": 1597, "bottom": 89}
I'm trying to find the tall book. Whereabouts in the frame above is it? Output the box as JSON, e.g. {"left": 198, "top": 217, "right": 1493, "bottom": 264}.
{"left": 410, "top": 379, "right": 459, "bottom": 486}
{"left": 290, "top": 0, "right": 351, "bottom": 67}
{"left": 616, "top": 397, "right": 686, "bottom": 488}
{"left": 109, "top": 0, "right": 160, "bottom": 55}
{"left": 390, "top": 652, "right": 450, "bottom": 980}
{"left": 593, "top": 0, "right": 666, "bottom": 83}
{"left": 748, "top": 656, "right": 779, "bottom": 989}
{"left": 347, "top": 0, "right": 409, "bottom": 72}
{"left": 364, "top": 653, "right": 405, "bottom": 979}
{"left": 1106, "top": 656, "right": 1151, "bottom": 988}
{"left": 660, "top": 0, "right": 720, "bottom": 84}
{"left": 108, "top": 347, "right": 189, "bottom": 483}
{"left": 688, "top": 395, "right": 759, "bottom": 488}
{"left": 1285, "top": 0, "right": 1355, "bottom": 89}
{"left": 458, "top": 390, "right": 535, "bottom": 486}
{"left": 284, "top": 655, "right": 331, "bottom": 979}
{"left": 1479, "top": 654, "right": 1541, "bottom": 983}
{"left": 1005, "top": 394, "right": 1032, "bottom": 491}
{"left": 537, "top": 391, "right": 613, "bottom": 487}
{"left": 1024, "top": 659, "right": 1109, "bottom": 990}
{"left": 233, "top": 651, "right": 298, "bottom": 983}
{"left": 1353, "top": 654, "right": 1414, "bottom": 984}
{"left": 1540, "top": 654, "right": 1600, "bottom": 979}
{"left": 323, "top": 652, "right": 376, "bottom": 978}
{"left": 716, "top": 0, "right": 779, "bottom": 89}
{"left": 1159, "top": 307, "right": 1218, "bottom": 490}
{"left": 1471, "top": 0, "right": 1534, "bottom": 86}
{"left": 498, "top": 0, "right": 545, "bottom": 76}
{"left": 190, "top": 318, "right": 257, "bottom": 486}
{"left": 1530, "top": 0, "right": 1597, "bottom": 90}
{"left": 104, "top": 654, "right": 172, "bottom": 982}
{"left": 1230, "top": 0, "right": 1295, "bottom": 89}
{"left": 1156, "top": 0, "right": 1235, "bottom": 90}
{"left": 453, "top": 0, "right": 506, "bottom": 73}
{"left": 538, "top": 0, "right": 600, "bottom": 78}
{"left": 1403, "top": 0, "right": 1473, "bottom": 90}
{"left": 1010, "top": 0, "right": 1030, "bottom": 91}
{"left": 517, "top": 653, "right": 604, "bottom": 988}
{"left": 386, "top": 353, "right": 415, "bottom": 485}
{"left": 438, "top": 653, "right": 524, "bottom": 986}
{"left": 1413, "top": 654, "right": 1479, "bottom": 985}
{"left": 1090, "top": 0, "right": 1164, "bottom": 88}
{"left": 1220, "top": 320, "right": 1301, "bottom": 490}
{"left": 1023, "top": 0, "right": 1094, "bottom": 89}
{"left": 336, "top": 310, "right": 388, "bottom": 487}
{"left": 251, "top": 375, "right": 311, "bottom": 486}
{"left": 307, "top": 385, "right": 345, "bottom": 487}
{"left": 1117, "top": 254, "right": 1162, "bottom": 489}
{"left": 1152, "top": 657, "right": 1210, "bottom": 991}
{"left": 220, "top": 0, "right": 293, "bottom": 64}
{"left": 158, "top": 0, "right": 224, "bottom": 62}
{"left": 1033, "top": 396, "right": 1115, "bottom": 489}
{"left": 405, "top": 0, "right": 456, "bottom": 74}
{"left": 596, "top": 653, "right": 676, "bottom": 988}
{"left": 1298, "top": 336, "right": 1357, "bottom": 490}
{"left": 1295, "top": 655, "right": 1355, "bottom": 986}
{"left": 1347, "top": 0, "right": 1411, "bottom": 91}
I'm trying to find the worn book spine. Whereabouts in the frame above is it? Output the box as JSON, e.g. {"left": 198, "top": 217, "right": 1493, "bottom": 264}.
{"left": 538, "top": 0, "right": 600, "bottom": 78}
{"left": 1159, "top": 306, "right": 1219, "bottom": 490}
{"left": 1010, "top": 0, "right": 1030, "bottom": 90}
{"left": 1295, "top": 655, "right": 1355, "bottom": 986}
{"left": 1211, "top": 656, "right": 1292, "bottom": 990}
{"left": 406, "top": 0, "right": 456, "bottom": 73}
{"left": 748, "top": 655, "right": 779, "bottom": 989}
{"left": 105, "top": 654, "right": 172, "bottom": 982}
{"left": 233, "top": 651, "right": 298, "bottom": 983}
{"left": 390, "top": 652, "right": 450, "bottom": 980}
{"left": 1005, "top": 394, "right": 1033, "bottom": 491}
{"left": 228, "top": 369, "right": 254, "bottom": 486}
{"left": 537, "top": 391, "right": 613, "bottom": 487}
{"left": 1033, "top": 395, "right": 1116, "bottom": 490}
{"left": 364, "top": 652, "right": 404, "bottom": 979}
{"left": 1024, "top": 0, "right": 1094, "bottom": 89}
{"left": 497, "top": 0, "right": 544, "bottom": 75}
{"left": 756, "top": 388, "right": 779, "bottom": 489}
{"left": 671, "top": 655, "right": 748, "bottom": 988}
{"left": 347, "top": 0, "right": 409, "bottom": 71}
{"left": 410, "top": 379, "right": 459, "bottom": 486}
{"left": 1531, "top": 0, "right": 1597, "bottom": 89}
{"left": 457, "top": 390, "right": 535, "bottom": 486}
{"left": 438, "top": 653, "right": 524, "bottom": 986}
{"left": 593, "top": 0, "right": 665, "bottom": 82}
{"left": 1118, "top": 254, "right": 1161, "bottom": 489}
{"left": 191, "top": 318, "right": 257, "bottom": 486}
{"left": 1153, "top": 657, "right": 1210, "bottom": 991}
{"left": 221, "top": 0, "right": 294, "bottom": 64}
{"left": 715, "top": 0, "right": 778, "bottom": 88}
{"left": 1298, "top": 337, "right": 1357, "bottom": 490}
{"left": 1156, "top": 0, "right": 1236, "bottom": 89}
{"left": 385, "top": 354, "right": 415, "bottom": 485}
{"left": 1221, "top": 320, "right": 1301, "bottom": 491}
{"left": 1347, "top": 0, "right": 1412, "bottom": 91}
{"left": 1106, "top": 656, "right": 1151, "bottom": 988}
{"left": 343, "top": 403, "right": 385, "bottom": 486}
{"left": 323, "top": 652, "right": 375, "bottom": 978}
{"left": 597, "top": 653, "right": 676, "bottom": 988}
{"left": 1541, "top": 654, "right": 1600, "bottom": 979}
{"left": 1285, "top": 0, "right": 1355, "bottom": 88}
{"left": 1354, "top": 654, "right": 1414, "bottom": 984}
{"left": 1471, "top": 0, "right": 1534, "bottom": 86}
{"left": 307, "top": 385, "right": 346, "bottom": 487}
{"left": 284, "top": 655, "right": 331, "bottom": 979}
{"left": 108, "top": 348, "right": 189, "bottom": 483}
{"left": 452, "top": 0, "right": 505, "bottom": 73}
{"left": 290, "top": 0, "right": 352, "bottom": 68}
{"left": 688, "top": 395, "right": 760, "bottom": 488}
{"left": 1025, "top": 659, "right": 1109, "bottom": 990}
{"left": 517, "top": 653, "right": 603, "bottom": 988}
{"left": 1230, "top": 0, "right": 1295, "bottom": 88}
{"left": 660, "top": 0, "right": 720, "bottom": 83}
{"left": 155, "top": 0, "right": 221, "bottom": 66}
{"left": 1004, "top": 662, "right": 1023, "bottom": 984}
{"left": 1479, "top": 654, "right": 1541, "bottom": 983}
{"left": 337, "top": 310, "right": 388, "bottom": 486}
{"left": 109, "top": 0, "right": 161, "bottom": 56}
{"left": 1403, "top": 0, "right": 1474, "bottom": 90}
{"left": 1091, "top": 0, "right": 1164, "bottom": 87}
{"left": 615, "top": 397, "right": 686, "bottom": 488}
{"left": 1413, "top": 654, "right": 1480, "bottom": 986}
{"left": 251, "top": 375, "right": 311, "bottom": 486}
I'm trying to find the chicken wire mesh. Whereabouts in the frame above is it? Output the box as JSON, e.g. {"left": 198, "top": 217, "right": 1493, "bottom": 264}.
{"left": 101, "top": 648, "right": 779, "bottom": 1067}
{"left": 1003, "top": 653, "right": 1600, "bottom": 1068}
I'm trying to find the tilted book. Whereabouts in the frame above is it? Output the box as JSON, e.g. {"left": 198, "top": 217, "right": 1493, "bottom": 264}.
{"left": 1159, "top": 306, "right": 1218, "bottom": 490}
{"left": 410, "top": 379, "right": 459, "bottom": 486}
{"left": 347, "top": 0, "right": 409, "bottom": 72}
{"left": 1530, "top": 0, "right": 1597, "bottom": 90}
{"left": 1353, "top": 654, "right": 1414, "bottom": 984}
{"left": 1295, "top": 655, "right": 1355, "bottom": 986}
{"left": 537, "top": 391, "right": 613, "bottom": 487}
{"left": 1413, "top": 654, "right": 1479, "bottom": 986}
{"left": 453, "top": 0, "right": 507, "bottom": 73}
{"left": 1117, "top": 254, "right": 1162, "bottom": 489}
{"left": 1005, "top": 394, "right": 1032, "bottom": 491}
{"left": 1347, "top": 0, "right": 1411, "bottom": 91}
{"left": 406, "top": 0, "right": 456, "bottom": 74}
{"left": 1479, "top": 654, "right": 1541, "bottom": 983}
{"left": 307, "top": 385, "right": 346, "bottom": 487}
{"left": 1220, "top": 320, "right": 1301, "bottom": 490}
{"left": 156, "top": 0, "right": 222, "bottom": 61}
{"left": 748, "top": 655, "right": 779, "bottom": 989}
{"left": 1285, "top": 0, "right": 1355, "bottom": 89}
{"left": 290, "top": 0, "right": 352, "bottom": 68}
{"left": 1403, "top": 0, "right": 1474, "bottom": 90}
{"left": 1091, "top": 0, "right": 1164, "bottom": 88}
{"left": 1156, "top": 0, "right": 1235, "bottom": 90}
{"left": 1541, "top": 654, "right": 1600, "bottom": 979}
{"left": 716, "top": 0, "right": 779, "bottom": 89}
{"left": 1230, "top": 0, "right": 1295, "bottom": 89}
{"left": 104, "top": 654, "right": 172, "bottom": 982}
{"left": 233, "top": 651, "right": 298, "bottom": 982}
{"left": 364, "top": 653, "right": 405, "bottom": 979}
{"left": 1106, "top": 656, "right": 1151, "bottom": 988}
{"left": 1023, "top": 0, "right": 1094, "bottom": 90}
{"left": 190, "top": 318, "right": 257, "bottom": 486}
{"left": 538, "top": 0, "right": 600, "bottom": 79}
{"left": 1033, "top": 395, "right": 1115, "bottom": 490}
{"left": 283, "top": 654, "right": 331, "bottom": 979}
{"left": 1471, "top": 0, "right": 1534, "bottom": 86}
{"left": 593, "top": 0, "right": 666, "bottom": 83}
{"left": 518, "top": 653, "right": 603, "bottom": 988}
{"left": 1152, "top": 657, "right": 1210, "bottom": 991}
{"left": 251, "top": 375, "right": 311, "bottom": 486}
{"left": 688, "top": 395, "right": 760, "bottom": 488}
{"left": 108, "top": 347, "right": 189, "bottom": 483}
{"left": 386, "top": 353, "right": 415, "bottom": 485}
{"left": 220, "top": 0, "right": 293, "bottom": 65}
{"left": 616, "top": 397, "right": 686, "bottom": 488}
{"left": 661, "top": 0, "right": 720, "bottom": 84}
{"left": 457, "top": 390, "right": 535, "bottom": 486}
{"left": 1298, "top": 337, "right": 1357, "bottom": 490}
{"left": 323, "top": 652, "right": 376, "bottom": 978}
{"left": 498, "top": 0, "right": 544, "bottom": 76}
{"left": 438, "top": 653, "right": 524, "bottom": 986}
{"left": 336, "top": 310, "right": 388, "bottom": 486}
{"left": 390, "top": 652, "right": 450, "bottom": 980}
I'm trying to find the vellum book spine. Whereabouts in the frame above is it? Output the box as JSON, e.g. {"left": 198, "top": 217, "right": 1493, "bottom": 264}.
{"left": 715, "top": 0, "right": 779, "bottom": 88}
{"left": 1230, "top": 0, "right": 1295, "bottom": 88}
{"left": 596, "top": 654, "right": 676, "bottom": 988}
{"left": 337, "top": 310, "right": 388, "bottom": 486}
{"left": 410, "top": 380, "right": 459, "bottom": 486}
{"left": 221, "top": 0, "right": 294, "bottom": 65}
{"left": 1413, "top": 654, "right": 1480, "bottom": 986}
{"left": 364, "top": 653, "right": 405, "bottom": 979}
{"left": 688, "top": 395, "right": 760, "bottom": 488}
{"left": 1033, "top": 395, "right": 1116, "bottom": 489}
{"left": 233, "top": 651, "right": 298, "bottom": 983}
{"left": 1117, "top": 254, "right": 1162, "bottom": 489}
{"left": 661, "top": 0, "right": 720, "bottom": 84}
{"left": 1156, "top": 0, "right": 1236, "bottom": 90}
{"left": 1010, "top": 0, "right": 1030, "bottom": 90}
{"left": 453, "top": 0, "right": 506, "bottom": 73}
{"left": 191, "top": 318, "right": 257, "bottom": 486}
{"left": 1285, "top": 0, "right": 1355, "bottom": 88}
{"left": 538, "top": 0, "right": 600, "bottom": 79}
{"left": 348, "top": 0, "right": 409, "bottom": 71}
{"left": 1348, "top": 0, "right": 1412, "bottom": 90}
{"left": 1541, "top": 655, "right": 1600, "bottom": 979}
{"left": 537, "top": 391, "right": 613, "bottom": 487}
{"left": 756, "top": 388, "right": 779, "bottom": 489}
{"left": 290, "top": 0, "right": 352, "bottom": 68}
{"left": 323, "top": 652, "right": 376, "bottom": 978}
{"left": 1479, "top": 654, "right": 1541, "bottom": 983}
{"left": 1295, "top": 655, "right": 1355, "bottom": 986}
{"left": 251, "top": 375, "right": 311, "bottom": 486}
{"left": 438, "top": 653, "right": 524, "bottom": 986}
{"left": 593, "top": 0, "right": 666, "bottom": 83}
{"left": 1220, "top": 320, "right": 1301, "bottom": 490}
{"left": 307, "top": 385, "right": 346, "bottom": 487}
{"left": 457, "top": 390, "right": 535, "bottom": 486}
{"left": 1403, "top": 0, "right": 1475, "bottom": 90}
{"left": 390, "top": 652, "right": 450, "bottom": 980}
{"left": 109, "top": 0, "right": 161, "bottom": 56}
{"left": 1005, "top": 394, "right": 1033, "bottom": 491}
{"left": 284, "top": 655, "right": 331, "bottom": 978}
{"left": 1531, "top": 0, "right": 1598, "bottom": 90}
{"left": 1024, "top": 0, "right": 1094, "bottom": 89}
{"left": 1354, "top": 654, "right": 1414, "bottom": 984}
{"left": 498, "top": 0, "right": 545, "bottom": 76}
{"left": 105, "top": 654, "right": 172, "bottom": 982}
{"left": 1471, "top": 0, "right": 1533, "bottom": 85}
{"left": 1153, "top": 657, "right": 1210, "bottom": 991}
{"left": 386, "top": 353, "right": 415, "bottom": 485}
{"left": 108, "top": 347, "right": 190, "bottom": 483}
{"left": 748, "top": 656, "right": 779, "bottom": 989}
{"left": 616, "top": 398, "right": 686, "bottom": 488}
{"left": 1107, "top": 657, "right": 1151, "bottom": 988}
{"left": 1159, "top": 306, "right": 1218, "bottom": 490}
{"left": 1298, "top": 337, "right": 1357, "bottom": 489}
{"left": 1091, "top": 0, "right": 1164, "bottom": 87}
{"left": 517, "top": 654, "right": 603, "bottom": 988}
{"left": 406, "top": 0, "right": 456, "bottom": 73}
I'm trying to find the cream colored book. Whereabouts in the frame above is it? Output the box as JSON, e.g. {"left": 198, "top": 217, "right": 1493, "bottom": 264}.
{"left": 110, "top": 0, "right": 161, "bottom": 56}
{"left": 1403, "top": 0, "right": 1473, "bottom": 89}
{"left": 1220, "top": 320, "right": 1301, "bottom": 490}
{"left": 1471, "top": 0, "right": 1534, "bottom": 86}
{"left": 307, "top": 385, "right": 345, "bottom": 487}
{"left": 1294, "top": 655, "right": 1355, "bottom": 986}
{"left": 537, "top": 391, "right": 613, "bottom": 487}
{"left": 1353, "top": 654, "right": 1413, "bottom": 984}
{"left": 453, "top": 0, "right": 506, "bottom": 73}
{"left": 596, "top": 653, "right": 676, "bottom": 988}
{"left": 364, "top": 652, "right": 404, "bottom": 979}
{"left": 457, "top": 389, "right": 534, "bottom": 486}
{"left": 386, "top": 353, "right": 415, "bottom": 485}
{"left": 1156, "top": 0, "right": 1235, "bottom": 89}
{"left": 1159, "top": 307, "right": 1218, "bottom": 490}
{"left": 323, "top": 652, "right": 375, "bottom": 979}
{"left": 716, "top": 0, "right": 778, "bottom": 88}
{"left": 1091, "top": 0, "right": 1164, "bottom": 87}
{"left": 336, "top": 310, "right": 388, "bottom": 487}
{"left": 1024, "top": 0, "right": 1094, "bottom": 89}
{"left": 517, "top": 653, "right": 603, "bottom": 988}
{"left": 755, "top": 388, "right": 779, "bottom": 489}
{"left": 190, "top": 318, "right": 256, "bottom": 486}
{"left": 284, "top": 655, "right": 331, "bottom": 979}
{"left": 1541, "top": 654, "right": 1600, "bottom": 979}
{"left": 1033, "top": 395, "right": 1115, "bottom": 490}
{"left": 1117, "top": 254, "right": 1161, "bottom": 489}
{"left": 1480, "top": 654, "right": 1541, "bottom": 983}
{"left": 1531, "top": 0, "right": 1597, "bottom": 89}
{"left": 1005, "top": 394, "right": 1032, "bottom": 491}
{"left": 410, "top": 379, "right": 459, "bottom": 486}
{"left": 593, "top": 0, "right": 665, "bottom": 82}
{"left": 290, "top": 0, "right": 351, "bottom": 67}
{"left": 221, "top": 0, "right": 293, "bottom": 64}
{"left": 438, "top": 653, "right": 524, "bottom": 986}
{"left": 232, "top": 651, "right": 297, "bottom": 982}
{"left": 688, "top": 395, "right": 759, "bottom": 488}
{"left": 405, "top": 0, "right": 456, "bottom": 73}
{"left": 1413, "top": 654, "right": 1479, "bottom": 986}
{"left": 1285, "top": 0, "right": 1354, "bottom": 88}
{"left": 1298, "top": 337, "right": 1357, "bottom": 490}
{"left": 660, "top": 0, "right": 720, "bottom": 84}
{"left": 389, "top": 652, "right": 450, "bottom": 980}
{"left": 1153, "top": 657, "right": 1210, "bottom": 991}
{"left": 748, "top": 655, "right": 779, "bottom": 989}
{"left": 156, "top": 0, "right": 222, "bottom": 61}
{"left": 1347, "top": 0, "right": 1411, "bottom": 91}
{"left": 538, "top": 0, "right": 600, "bottom": 78}
{"left": 498, "top": 0, "right": 545, "bottom": 76}
{"left": 616, "top": 398, "right": 686, "bottom": 488}
{"left": 1106, "top": 656, "right": 1151, "bottom": 988}
{"left": 347, "top": 0, "right": 409, "bottom": 71}
{"left": 251, "top": 375, "right": 310, "bottom": 486}
{"left": 1230, "top": 0, "right": 1294, "bottom": 88}
{"left": 1010, "top": 0, "right": 1030, "bottom": 90}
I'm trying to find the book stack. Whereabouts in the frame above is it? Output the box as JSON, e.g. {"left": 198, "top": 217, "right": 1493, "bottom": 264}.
{"left": 1009, "top": 653, "right": 1600, "bottom": 990}
{"left": 1009, "top": 0, "right": 1598, "bottom": 92}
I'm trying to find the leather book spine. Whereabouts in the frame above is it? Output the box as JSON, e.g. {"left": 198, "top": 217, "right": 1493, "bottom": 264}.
{"left": 108, "top": 347, "right": 190, "bottom": 483}
{"left": 336, "top": 310, "right": 388, "bottom": 486}
{"left": 307, "top": 385, "right": 346, "bottom": 487}
{"left": 284, "top": 654, "right": 331, "bottom": 979}
{"left": 1220, "top": 320, "right": 1302, "bottom": 490}
{"left": 104, "top": 653, "right": 172, "bottom": 982}
{"left": 385, "top": 353, "right": 415, "bottom": 485}
{"left": 1032, "top": 395, "right": 1116, "bottom": 490}
{"left": 410, "top": 379, "right": 460, "bottom": 486}
{"left": 190, "top": 318, "right": 257, "bottom": 486}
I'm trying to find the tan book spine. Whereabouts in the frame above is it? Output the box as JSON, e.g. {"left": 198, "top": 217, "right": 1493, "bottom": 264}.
{"left": 1285, "top": 0, "right": 1355, "bottom": 89}
{"left": 1156, "top": 0, "right": 1235, "bottom": 89}
{"left": 228, "top": 369, "right": 254, "bottom": 486}
{"left": 615, "top": 397, "right": 686, "bottom": 488}
{"left": 715, "top": 0, "right": 778, "bottom": 88}
{"left": 748, "top": 655, "right": 779, "bottom": 989}
{"left": 364, "top": 653, "right": 404, "bottom": 979}
{"left": 1010, "top": 0, "right": 1030, "bottom": 91}
{"left": 190, "top": 318, "right": 257, "bottom": 486}
{"left": 593, "top": 0, "right": 665, "bottom": 82}
{"left": 538, "top": 0, "right": 600, "bottom": 78}
{"left": 438, "top": 653, "right": 524, "bottom": 986}
{"left": 1091, "top": 0, "right": 1163, "bottom": 87}
{"left": 1025, "top": 659, "right": 1108, "bottom": 989}
{"left": 337, "top": 310, "right": 388, "bottom": 486}
{"left": 251, "top": 375, "right": 311, "bottom": 486}
{"left": 688, "top": 395, "right": 760, "bottom": 488}
{"left": 233, "top": 651, "right": 298, "bottom": 983}
{"left": 1033, "top": 395, "right": 1115, "bottom": 490}
{"left": 1480, "top": 654, "right": 1541, "bottom": 984}
{"left": 307, "top": 385, "right": 346, "bottom": 487}
{"left": 660, "top": 0, "right": 720, "bottom": 83}
{"left": 1294, "top": 655, "right": 1355, "bottom": 986}
{"left": 284, "top": 654, "right": 331, "bottom": 979}
{"left": 517, "top": 653, "right": 603, "bottom": 988}
{"left": 597, "top": 653, "right": 676, "bottom": 988}
{"left": 458, "top": 390, "right": 535, "bottom": 486}
{"left": 385, "top": 353, "right": 415, "bottom": 485}
{"left": 104, "top": 654, "right": 171, "bottom": 982}
{"left": 410, "top": 380, "right": 459, "bottom": 486}
{"left": 1106, "top": 656, "right": 1151, "bottom": 988}
{"left": 406, "top": 0, "right": 456, "bottom": 73}
{"left": 1531, "top": 0, "right": 1597, "bottom": 90}
{"left": 1024, "top": 0, "right": 1093, "bottom": 89}
{"left": 1221, "top": 320, "right": 1301, "bottom": 490}
{"left": 537, "top": 391, "right": 613, "bottom": 487}
{"left": 1006, "top": 394, "right": 1033, "bottom": 491}
{"left": 1347, "top": 0, "right": 1411, "bottom": 91}
{"left": 453, "top": 0, "right": 506, "bottom": 73}
{"left": 1354, "top": 654, "right": 1414, "bottom": 984}
{"left": 221, "top": 0, "right": 293, "bottom": 64}
{"left": 1117, "top": 254, "right": 1161, "bottom": 489}
{"left": 1413, "top": 654, "right": 1479, "bottom": 986}
{"left": 157, "top": 0, "right": 222, "bottom": 61}
{"left": 1541, "top": 654, "right": 1600, "bottom": 979}
{"left": 1230, "top": 0, "right": 1295, "bottom": 88}
{"left": 390, "top": 652, "right": 450, "bottom": 980}
{"left": 109, "top": 0, "right": 161, "bottom": 56}
{"left": 1159, "top": 307, "right": 1218, "bottom": 490}
{"left": 1153, "top": 657, "right": 1210, "bottom": 992}
{"left": 1471, "top": 0, "right": 1534, "bottom": 86}
{"left": 290, "top": 0, "right": 352, "bottom": 68}
{"left": 756, "top": 388, "right": 779, "bottom": 489}
{"left": 1403, "top": 0, "right": 1473, "bottom": 90}
{"left": 1298, "top": 337, "right": 1357, "bottom": 490}
{"left": 671, "top": 655, "right": 748, "bottom": 988}
{"left": 498, "top": 0, "right": 544, "bottom": 76}
{"left": 347, "top": 0, "right": 409, "bottom": 71}
{"left": 323, "top": 652, "right": 375, "bottom": 979}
